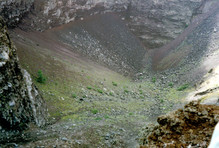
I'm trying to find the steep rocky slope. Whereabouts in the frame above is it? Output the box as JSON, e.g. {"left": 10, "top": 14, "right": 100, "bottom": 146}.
{"left": 16, "top": 0, "right": 218, "bottom": 82}
{"left": 22, "top": 0, "right": 206, "bottom": 48}
{"left": 139, "top": 0, "right": 219, "bottom": 87}
{"left": 41, "top": 13, "right": 146, "bottom": 74}
{"left": 1, "top": 0, "right": 219, "bottom": 147}
{"left": 0, "top": 17, "right": 47, "bottom": 142}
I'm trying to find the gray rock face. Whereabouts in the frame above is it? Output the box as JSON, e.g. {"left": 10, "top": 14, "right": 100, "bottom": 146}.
{"left": 25, "top": 0, "right": 206, "bottom": 48}
{"left": 0, "top": 0, "right": 34, "bottom": 27}
{"left": 0, "top": 17, "right": 47, "bottom": 131}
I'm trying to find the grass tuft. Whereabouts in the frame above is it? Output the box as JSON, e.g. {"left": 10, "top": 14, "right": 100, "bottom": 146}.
{"left": 152, "top": 77, "right": 156, "bottom": 83}
{"left": 97, "top": 89, "right": 103, "bottom": 94}
{"left": 112, "top": 81, "right": 118, "bottom": 86}
{"left": 87, "top": 86, "right": 92, "bottom": 90}
{"left": 177, "top": 84, "right": 189, "bottom": 91}
{"left": 72, "top": 93, "right": 77, "bottom": 98}
{"left": 91, "top": 109, "right": 98, "bottom": 114}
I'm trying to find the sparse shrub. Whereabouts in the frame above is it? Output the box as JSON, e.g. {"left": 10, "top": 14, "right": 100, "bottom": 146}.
{"left": 97, "top": 88, "right": 103, "bottom": 94}
{"left": 152, "top": 77, "right": 156, "bottom": 83}
{"left": 139, "top": 90, "right": 143, "bottom": 94}
{"left": 87, "top": 86, "right": 92, "bottom": 90}
{"left": 104, "top": 115, "right": 109, "bottom": 119}
{"left": 140, "top": 96, "right": 144, "bottom": 99}
{"left": 91, "top": 109, "right": 98, "bottom": 114}
{"left": 72, "top": 93, "right": 77, "bottom": 98}
{"left": 124, "top": 89, "right": 129, "bottom": 93}
{"left": 160, "top": 99, "right": 164, "bottom": 103}
{"left": 95, "top": 117, "right": 102, "bottom": 120}
{"left": 109, "top": 92, "right": 113, "bottom": 96}
{"left": 168, "top": 83, "right": 173, "bottom": 87}
{"left": 129, "top": 112, "right": 133, "bottom": 116}
{"left": 177, "top": 84, "right": 189, "bottom": 91}
{"left": 36, "top": 70, "right": 46, "bottom": 84}
{"left": 112, "top": 81, "right": 118, "bottom": 86}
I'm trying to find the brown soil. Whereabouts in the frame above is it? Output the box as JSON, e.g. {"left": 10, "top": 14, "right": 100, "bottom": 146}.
{"left": 140, "top": 101, "right": 219, "bottom": 148}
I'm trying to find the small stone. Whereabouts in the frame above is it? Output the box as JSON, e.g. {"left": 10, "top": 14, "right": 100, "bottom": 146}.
{"left": 75, "top": 140, "right": 82, "bottom": 145}
{"left": 105, "top": 133, "right": 110, "bottom": 140}
{"left": 8, "top": 82, "right": 12, "bottom": 88}
{"left": 119, "top": 128, "right": 125, "bottom": 132}
{"left": 201, "top": 110, "right": 208, "bottom": 116}
{"left": 9, "top": 100, "right": 15, "bottom": 107}
{"left": 61, "top": 137, "right": 68, "bottom": 141}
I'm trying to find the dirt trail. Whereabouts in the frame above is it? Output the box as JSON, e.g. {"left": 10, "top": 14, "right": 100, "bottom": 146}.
{"left": 152, "top": 0, "right": 219, "bottom": 71}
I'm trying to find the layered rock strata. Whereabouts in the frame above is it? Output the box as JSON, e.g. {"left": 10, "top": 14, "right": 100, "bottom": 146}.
{"left": 23, "top": 0, "right": 206, "bottom": 48}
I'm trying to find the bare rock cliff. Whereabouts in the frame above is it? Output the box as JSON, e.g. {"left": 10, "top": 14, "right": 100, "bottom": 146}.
{"left": 0, "top": 17, "right": 47, "bottom": 134}
{"left": 23, "top": 0, "right": 206, "bottom": 48}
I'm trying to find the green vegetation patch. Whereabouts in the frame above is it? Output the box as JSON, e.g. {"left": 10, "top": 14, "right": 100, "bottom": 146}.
{"left": 124, "top": 89, "right": 129, "bottom": 93}
{"left": 152, "top": 77, "right": 156, "bottom": 83}
{"left": 112, "top": 81, "right": 118, "bottom": 86}
{"left": 168, "top": 83, "right": 173, "bottom": 87}
{"left": 95, "top": 117, "right": 102, "bottom": 121}
{"left": 36, "top": 70, "right": 46, "bottom": 84}
{"left": 177, "top": 84, "right": 189, "bottom": 91}
{"left": 87, "top": 86, "right": 93, "bottom": 90}
{"left": 96, "top": 88, "right": 103, "bottom": 94}
{"left": 91, "top": 109, "right": 99, "bottom": 114}
{"left": 109, "top": 92, "right": 114, "bottom": 96}
{"left": 72, "top": 93, "right": 77, "bottom": 98}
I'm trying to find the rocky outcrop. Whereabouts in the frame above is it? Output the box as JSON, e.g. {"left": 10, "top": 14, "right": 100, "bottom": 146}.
{"left": 140, "top": 101, "right": 219, "bottom": 147}
{"left": 186, "top": 66, "right": 219, "bottom": 105}
{"left": 0, "top": 0, "right": 34, "bottom": 27}
{"left": 22, "top": 0, "right": 206, "bottom": 48}
{"left": 0, "top": 17, "right": 47, "bottom": 134}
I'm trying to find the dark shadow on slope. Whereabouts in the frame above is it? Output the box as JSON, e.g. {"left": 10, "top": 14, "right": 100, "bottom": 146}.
{"left": 141, "top": 1, "right": 219, "bottom": 85}
{"left": 152, "top": 1, "right": 219, "bottom": 71}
